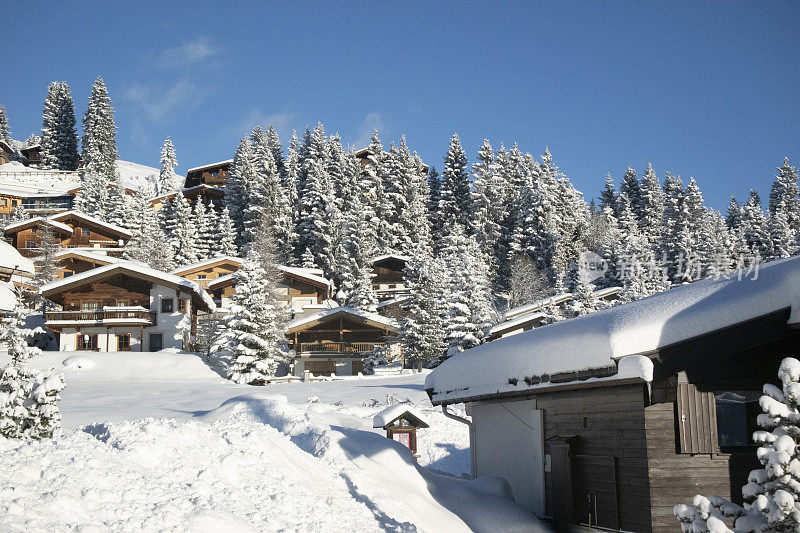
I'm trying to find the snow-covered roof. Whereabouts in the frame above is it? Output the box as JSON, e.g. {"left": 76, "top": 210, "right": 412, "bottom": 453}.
{"left": 3, "top": 216, "right": 74, "bottom": 235}
{"left": 207, "top": 273, "right": 235, "bottom": 290}
{"left": 49, "top": 211, "right": 133, "bottom": 239}
{"left": 279, "top": 265, "right": 332, "bottom": 288}
{"left": 503, "top": 292, "right": 573, "bottom": 321}
{"left": 370, "top": 253, "right": 411, "bottom": 265}
{"left": 488, "top": 311, "right": 547, "bottom": 336}
{"left": 0, "top": 240, "right": 35, "bottom": 277}
{"left": 427, "top": 256, "right": 800, "bottom": 405}
{"left": 376, "top": 295, "right": 410, "bottom": 309}
{"left": 171, "top": 256, "right": 243, "bottom": 276}
{"left": 372, "top": 405, "right": 429, "bottom": 429}
{"left": 593, "top": 286, "right": 622, "bottom": 299}
{"left": 286, "top": 306, "right": 399, "bottom": 334}
{"left": 115, "top": 160, "right": 178, "bottom": 192}
{"left": 40, "top": 261, "right": 216, "bottom": 312}
{"left": 186, "top": 159, "right": 233, "bottom": 174}
{"left": 52, "top": 249, "right": 125, "bottom": 265}
{"left": 149, "top": 184, "right": 224, "bottom": 204}
{"left": 0, "top": 282, "right": 17, "bottom": 312}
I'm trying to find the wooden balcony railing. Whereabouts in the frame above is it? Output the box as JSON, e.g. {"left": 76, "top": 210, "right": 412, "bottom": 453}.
{"left": 298, "top": 342, "right": 382, "bottom": 355}
{"left": 46, "top": 309, "right": 157, "bottom": 325}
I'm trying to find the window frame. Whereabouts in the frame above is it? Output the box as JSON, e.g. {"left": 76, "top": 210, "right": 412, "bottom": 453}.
{"left": 160, "top": 298, "right": 174, "bottom": 313}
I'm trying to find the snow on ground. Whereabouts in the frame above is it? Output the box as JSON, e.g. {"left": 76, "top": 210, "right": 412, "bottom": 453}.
{"left": 0, "top": 351, "right": 548, "bottom": 532}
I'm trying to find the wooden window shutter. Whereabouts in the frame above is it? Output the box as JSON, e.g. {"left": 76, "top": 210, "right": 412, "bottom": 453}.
{"left": 676, "top": 373, "right": 720, "bottom": 454}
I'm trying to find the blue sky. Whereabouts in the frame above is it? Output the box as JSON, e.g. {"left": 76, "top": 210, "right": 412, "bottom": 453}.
{"left": 2, "top": 1, "right": 799, "bottom": 209}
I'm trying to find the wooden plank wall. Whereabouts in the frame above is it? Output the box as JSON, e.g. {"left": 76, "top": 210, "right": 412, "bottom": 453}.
{"left": 536, "top": 383, "right": 652, "bottom": 532}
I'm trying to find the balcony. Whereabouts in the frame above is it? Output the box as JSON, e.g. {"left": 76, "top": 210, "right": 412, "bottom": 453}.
{"left": 298, "top": 342, "right": 382, "bottom": 356}
{"left": 46, "top": 307, "right": 157, "bottom": 327}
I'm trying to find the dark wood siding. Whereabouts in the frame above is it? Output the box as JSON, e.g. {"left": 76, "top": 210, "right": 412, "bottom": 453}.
{"left": 535, "top": 383, "right": 652, "bottom": 532}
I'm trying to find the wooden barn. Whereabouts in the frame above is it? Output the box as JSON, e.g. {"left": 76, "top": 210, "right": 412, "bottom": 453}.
{"left": 39, "top": 261, "right": 215, "bottom": 352}
{"left": 426, "top": 256, "right": 800, "bottom": 532}
{"left": 286, "top": 306, "right": 400, "bottom": 376}
{"left": 4, "top": 210, "right": 132, "bottom": 257}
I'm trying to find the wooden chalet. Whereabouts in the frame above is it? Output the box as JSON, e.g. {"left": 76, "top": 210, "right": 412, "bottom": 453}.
{"left": 426, "top": 256, "right": 800, "bottom": 532}
{"left": 20, "top": 144, "right": 41, "bottom": 167}
{"left": 371, "top": 254, "right": 410, "bottom": 301}
{"left": 0, "top": 239, "right": 35, "bottom": 283}
{"left": 39, "top": 261, "right": 215, "bottom": 352}
{"left": 487, "top": 286, "right": 621, "bottom": 341}
{"left": 0, "top": 141, "right": 13, "bottom": 165}
{"left": 286, "top": 306, "right": 400, "bottom": 376}
{"left": 172, "top": 257, "right": 332, "bottom": 315}
{"left": 149, "top": 184, "right": 225, "bottom": 211}
{"left": 184, "top": 160, "right": 232, "bottom": 189}
{"left": 52, "top": 249, "right": 123, "bottom": 279}
{"left": 3, "top": 210, "right": 132, "bottom": 258}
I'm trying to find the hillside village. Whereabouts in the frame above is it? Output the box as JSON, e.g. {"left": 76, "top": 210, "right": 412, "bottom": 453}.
{"left": 3, "top": 75, "right": 800, "bottom": 532}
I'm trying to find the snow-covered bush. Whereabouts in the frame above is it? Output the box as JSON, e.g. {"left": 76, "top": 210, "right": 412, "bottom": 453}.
{"left": 0, "top": 300, "right": 65, "bottom": 439}
{"left": 363, "top": 344, "right": 395, "bottom": 375}
{"left": 674, "top": 357, "right": 800, "bottom": 532}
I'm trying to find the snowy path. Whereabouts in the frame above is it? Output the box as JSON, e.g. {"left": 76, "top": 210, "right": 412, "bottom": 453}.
{"left": 0, "top": 351, "right": 549, "bottom": 532}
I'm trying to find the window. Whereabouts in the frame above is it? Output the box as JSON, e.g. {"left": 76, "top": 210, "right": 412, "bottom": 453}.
{"left": 178, "top": 299, "right": 188, "bottom": 313}
{"left": 26, "top": 240, "right": 36, "bottom": 248}
{"left": 117, "top": 333, "right": 131, "bottom": 351}
{"left": 161, "top": 298, "right": 174, "bottom": 313}
{"left": 0, "top": 199, "right": 6, "bottom": 207}
{"left": 63, "top": 271, "right": 74, "bottom": 277}
{"left": 116, "top": 300, "right": 128, "bottom": 307}
{"left": 81, "top": 228, "right": 90, "bottom": 236}
{"left": 196, "top": 274, "right": 207, "bottom": 280}
{"left": 11, "top": 200, "right": 17, "bottom": 206}
{"left": 77, "top": 334, "right": 98, "bottom": 351}
{"left": 81, "top": 301, "right": 100, "bottom": 311}
{"left": 715, "top": 391, "right": 761, "bottom": 449}
{"left": 149, "top": 333, "right": 163, "bottom": 352}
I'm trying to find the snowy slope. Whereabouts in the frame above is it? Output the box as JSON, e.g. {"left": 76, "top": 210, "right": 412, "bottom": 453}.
{"left": 0, "top": 351, "right": 547, "bottom": 531}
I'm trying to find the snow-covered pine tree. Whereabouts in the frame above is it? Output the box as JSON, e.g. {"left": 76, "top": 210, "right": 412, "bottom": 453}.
{"left": 192, "top": 201, "right": 212, "bottom": 260}
{"left": 441, "top": 226, "right": 495, "bottom": 359}
{"left": 599, "top": 173, "right": 620, "bottom": 218}
{"left": 675, "top": 357, "right": 800, "bottom": 532}
{"left": 659, "top": 172, "right": 684, "bottom": 279}
{"left": 726, "top": 196, "right": 742, "bottom": 230}
{"left": 438, "top": 133, "right": 473, "bottom": 236}
{"left": 158, "top": 137, "right": 180, "bottom": 194}
{"left": 225, "top": 137, "right": 257, "bottom": 250}
{"left": 0, "top": 296, "right": 65, "bottom": 439}
{"left": 494, "top": 143, "right": 526, "bottom": 294}
{"left": 638, "top": 162, "right": 664, "bottom": 248}
{"left": 211, "top": 207, "right": 237, "bottom": 258}
{"left": 81, "top": 76, "right": 118, "bottom": 183}
{"left": 508, "top": 254, "right": 552, "bottom": 308}
{"left": 74, "top": 169, "right": 109, "bottom": 218}
{"left": 672, "top": 177, "right": 706, "bottom": 283}
{"left": 400, "top": 249, "right": 447, "bottom": 369}
{"left": 362, "top": 130, "right": 391, "bottom": 253}
{"left": 32, "top": 222, "right": 60, "bottom": 290}
{"left": 471, "top": 139, "right": 505, "bottom": 270}
{"left": 769, "top": 158, "right": 800, "bottom": 235}
{"left": 382, "top": 139, "right": 414, "bottom": 253}
{"left": 214, "top": 232, "right": 288, "bottom": 385}
{"left": 170, "top": 191, "right": 199, "bottom": 267}
{"left": 740, "top": 189, "right": 772, "bottom": 261}
{"left": 125, "top": 193, "right": 175, "bottom": 271}
{"left": 698, "top": 210, "right": 735, "bottom": 279}
{"left": 567, "top": 269, "right": 602, "bottom": 318}
{"left": 769, "top": 199, "right": 798, "bottom": 260}
{"left": 265, "top": 125, "right": 285, "bottom": 178}
{"left": 40, "top": 82, "right": 79, "bottom": 171}
{"left": 284, "top": 131, "right": 302, "bottom": 244}
{"left": 0, "top": 105, "right": 11, "bottom": 143}
{"left": 297, "top": 123, "right": 336, "bottom": 278}
{"left": 427, "top": 165, "right": 442, "bottom": 242}
{"left": 619, "top": 194, "right": 670, "bottom": 302}
{"left": 619, "top": 166, "right": 642, "bottom": 220}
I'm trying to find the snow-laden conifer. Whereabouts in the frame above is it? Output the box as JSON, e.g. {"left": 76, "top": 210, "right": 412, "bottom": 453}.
{"left": 400, "top": 249, "right": 447, "bottom": 369}
{"left": 0, "top": 105, "right": 11, "bottom": 143}
{"left": 226, "top": 137, "right": 256, "bottom": 249}
{"left": 769, "top": 158, "right": 800, "bottom": 234}
{"left": 170, "top": 191, "right": 199, "bottom": 267}
{"left": 158, "top": 137, "right": 180, "bottom": 194}
{"left": 211, "top": 207, "right": 237, "bottom": 258}
{"left": 40, "top": 82, "right": 79, "bottom": 171}
{"left": 125, "top": 191, "right": 175, "bottom": 271}
{"left": 81, "top": 76, "right": 118, "bottom": 182}
{"left": 438, "top": 133, "right": 472, "bottom": 235}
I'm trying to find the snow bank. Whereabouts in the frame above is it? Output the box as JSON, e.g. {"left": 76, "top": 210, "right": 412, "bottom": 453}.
{"left": 428, "top": 256, "right": 800, "bottom": 404}
{"left": 61, "top": 356, "right": 95, "bottom": 371}
{"left": 0, "top": 282, "right": 16, "bottom": 312}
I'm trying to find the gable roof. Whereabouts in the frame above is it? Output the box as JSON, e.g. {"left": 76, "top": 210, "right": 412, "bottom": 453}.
{"left": 52, "top": 249, "right": 125, "bottom": 266}
{"left": 49, "top": 211, "right": 133, "bottom": 239}
{"left": 205, "top": 264, "right": 333, "bottom": 292}
{"left": 426, "top": 256, "right": 800, "bottom": 406}
{"left": 171, "top": 256, "right": 243, "bottom": 276}
{"left": 285, "top": 306, "right": 399, "bottom": 334}
{"left": 372, "top": 405, "right": 429, "bottom": 429}
{"left": 39, "top": 261, "right": 215, "bottom": 312}
{"left": 371, "top": 253, "right": 411, "bottom": 265}
{"left": 0, "top": 240, "right": 35, "bottom": 277}
{"left": 186, "top": 159, "right": 233, "bottom": 174}
{"left": 3, "top": 216, "right": 74, "bottom": 235}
